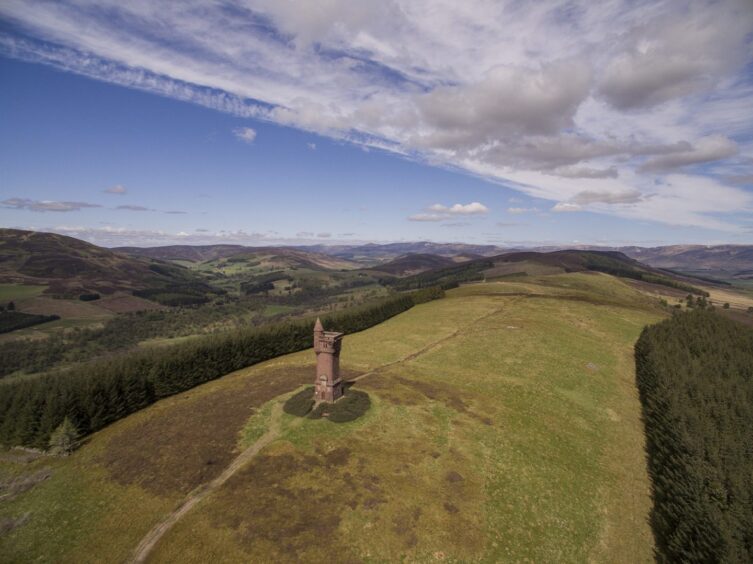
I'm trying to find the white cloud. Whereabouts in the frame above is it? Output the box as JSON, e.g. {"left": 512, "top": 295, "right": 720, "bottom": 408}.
{"left": 104, "top": 184, "right": 127, "bottom": 195}
{"left": 0, "top": 0, "right": 751, "bottom": 232}
{"left": 233, "top": 127, "right": 257, "bottom": 144}
{"left": 597, "top": 1, "right": 751, "bottom": 110}
{"left": 429, "top": 202, "right": 489, "bottom": 215}
{"left": 552, "top": 202, "right": 581, "bottom": 213}
{"left": 410, "top": 201, "right": 488, "bottom": 222}
{"left": 307, "top": 142, "right": 316, "bottom": 150}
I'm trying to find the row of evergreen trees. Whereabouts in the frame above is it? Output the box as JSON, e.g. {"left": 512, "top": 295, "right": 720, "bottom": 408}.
{"left": 385, "top": 260, "right": 494, "bottom": 291}
{"left": 0, "top": 311, "right": 60, "bottom": 334}
{"left": 635, "top": 309, "right": 753, "bottom": 562}
{"left": 0, "top": 289, "right": 441, "bottom": 449}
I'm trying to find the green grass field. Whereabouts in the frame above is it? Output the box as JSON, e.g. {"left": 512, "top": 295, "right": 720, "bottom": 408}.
{"left": 0, "top": 284, "right": 47, "bottom": 303}
{"left": 0, "top": 273, "right": 665, "bottom": 562}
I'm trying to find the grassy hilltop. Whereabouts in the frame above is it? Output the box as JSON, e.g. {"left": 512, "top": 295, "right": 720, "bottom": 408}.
{"left": 0, "top": 272, "right": 664, "bottom": 562}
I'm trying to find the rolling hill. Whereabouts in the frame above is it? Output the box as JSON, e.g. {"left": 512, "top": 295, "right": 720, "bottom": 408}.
{"left": 386, "top": 248, "right": 713, "bottom": 297}
{"left": 118, "top": 244, "right": 361, "bottom": 271}
{"left": 0, "top": 272, "right": 665, "bottom": 562}
{"left": 113, "top": 244, "right": 250, "bottom": 262}
{"left": 369, "top": 253, "right": 458, "bottom": 276}
{"left": 298, "top": 241, "right": 502, "bottom": 263}
{"left": 618, "top": 244, "right": 753, "bottom": 279}
{"left": 0, "top": 228, "right": 219, "bottom": 301}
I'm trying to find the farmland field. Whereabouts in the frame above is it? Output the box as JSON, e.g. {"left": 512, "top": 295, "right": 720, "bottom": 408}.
{"left": 0, "top": 273, "right": 664, "bottom": 562}
{"left": 0, "top": 284, "right": 47, "bottom": 304}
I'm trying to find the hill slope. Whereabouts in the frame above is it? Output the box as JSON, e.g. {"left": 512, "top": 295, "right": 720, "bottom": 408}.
{"left": 388, "top": 249, "right": 711, "bottom": 295}
{"left": 299, "top": 241, "right": 501, "bottom": 263}
{"left": 0, "top": 273, "right": 663, "bottom": 562}
{"left": 370, "top": 253, "right": 458, "bottom": 276}
{"left": 619, "top": 245, "right": 753, "bottom": 279}
{"left": 117, "top": 244, "right": 361, "bottom": 271}
{"left": 0, "top": 228, "right": 217, "bottom": 298}
{"left": 113, "top": 244, "right": 249, "bottom": 262}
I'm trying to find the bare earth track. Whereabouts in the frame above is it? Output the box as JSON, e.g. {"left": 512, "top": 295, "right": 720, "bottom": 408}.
{"left": 129, "top": 403, "right": 284, "bottom": 563}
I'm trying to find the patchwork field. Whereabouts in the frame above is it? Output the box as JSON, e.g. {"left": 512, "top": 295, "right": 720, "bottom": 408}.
{"left": 0, "top": 273, "right": 665, "bottom": 562}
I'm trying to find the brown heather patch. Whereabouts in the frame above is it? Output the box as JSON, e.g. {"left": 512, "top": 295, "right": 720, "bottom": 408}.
{"left": 102, "top": 367, "right": 360, "bottom": 495}
{"left": 206, "top": 444, "right": 373, "bottom": 561}
{"left": 393, "top": 376, "right": 494, "bottom": 426}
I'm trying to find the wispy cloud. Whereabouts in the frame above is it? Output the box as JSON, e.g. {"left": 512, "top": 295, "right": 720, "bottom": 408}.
{"left": 507, "top": 207, "right": 539, "bottom": 215}
{"left": 1, "top": 198, "right": 101, "bottom": 212}
{"left": 408, "top": 213, "right": 446, "bottom": 222}
{"left": 639, "top": 135, "right": 738, "bottom": 172}
{"left": 0, "top": 0, "right": 751, "bottom": 231}
{"left": 104, "top": 184, "right": 127, "bottom": 195}
{"left": 116, "top": 204, "right": 150, "bottom": 212}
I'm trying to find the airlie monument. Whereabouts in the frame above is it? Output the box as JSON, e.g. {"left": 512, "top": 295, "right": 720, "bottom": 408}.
{"left": 313, "top": 318, "right": 344, "bottom": 402}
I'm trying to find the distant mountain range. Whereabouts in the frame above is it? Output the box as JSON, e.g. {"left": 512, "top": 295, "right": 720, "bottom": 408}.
{"left": 615, "top": 245, "right": 753, "bottom": 279}
{"left": 111, "top": 239, "right": 753, "bottom": 279}
{"left": 294, "top": 242, "right": 499, "bottom": 262}
{"left": 307, "top": 242, "right": 753, "bottom": 280}
{"left": 4, "top": 229, "right": 752, "bottom": 304}
{"left": 115, "top": 244, "right": 360, "bottom": 271}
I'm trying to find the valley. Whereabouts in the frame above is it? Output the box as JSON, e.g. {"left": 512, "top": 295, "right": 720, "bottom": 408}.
{"left": 2, "top": 230, "right": 752, "bottom": 380}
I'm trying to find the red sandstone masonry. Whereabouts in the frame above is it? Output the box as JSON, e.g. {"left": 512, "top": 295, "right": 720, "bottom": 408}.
{"left": 313, "top": 317, "right": 344, "bottom": 403}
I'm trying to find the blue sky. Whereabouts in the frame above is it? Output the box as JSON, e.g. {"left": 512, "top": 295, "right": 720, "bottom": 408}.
{"left": 1, "top": 1, "right": 752, "bottom": 248}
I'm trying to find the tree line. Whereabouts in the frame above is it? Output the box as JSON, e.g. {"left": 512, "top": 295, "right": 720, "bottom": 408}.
{"left": 0, "top": 288, "right": 443, "bottom": 449}
{"left": 0, "top": 311, "right": 60, "bottom": 334}
{"left": 384, "top": 260, "right": 494, "bottom": 290}
{"left": 635, "top": 309, "right": 753, "bottom": 562}
{"left": 581, "top": 253, "right": 709, "bottom": 296}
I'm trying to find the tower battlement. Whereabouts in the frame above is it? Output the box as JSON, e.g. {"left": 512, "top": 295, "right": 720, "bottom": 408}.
{"left": 313, "top": 319, "right": 344, "bottom": 403}
{"left": 314, "top": 331, "right": 343, "bottom": 354}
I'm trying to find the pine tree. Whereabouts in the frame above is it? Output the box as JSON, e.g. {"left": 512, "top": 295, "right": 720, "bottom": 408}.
{"left": 48, "top": 417, "right": 79, "bottom": 455}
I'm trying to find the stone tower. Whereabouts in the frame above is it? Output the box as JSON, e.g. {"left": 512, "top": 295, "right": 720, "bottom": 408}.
{"left": 313, "top": 318, "right": 344, "bottom": 403}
